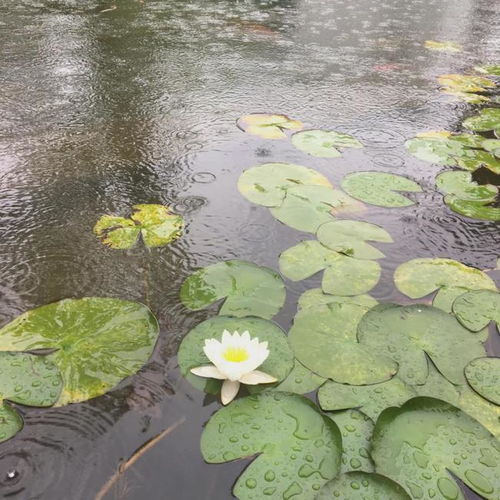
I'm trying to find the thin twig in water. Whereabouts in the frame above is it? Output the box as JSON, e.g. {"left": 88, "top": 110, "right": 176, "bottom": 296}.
{"left": 98, "top": 5, "right": 117, "bottom": 13}
{"left": 95, "top": 417, "right": 186, "bottom": 500}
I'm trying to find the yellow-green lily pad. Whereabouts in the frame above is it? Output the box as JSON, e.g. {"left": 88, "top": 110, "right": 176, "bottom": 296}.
{"left": 425, "top": 40, "right": 462, "bottom": 52}
{"left": 273, "top": 359, "right": 326, "bottom": 394}
{"left": 236, "top": 113, "right": 303, "bottom": 139}
{"left": 452, "top": 289, "right": 500, "bottom": 331}
{"left": 438, "top": 74, "right": 495, "bottom": 93}
{"left": 463, "top": 108, "right": 500, "bottom": 132}
{"left": 444, "top": 195, "right": 500, "bottom": 221}
{"left": 291, "top": 129, "right": 362, "bottom": 158}
{"left": 435, "top": 171, "right": 497, "bottom": 201}
{"left": 465, "top": 358, "right": 500, "bottom": 406}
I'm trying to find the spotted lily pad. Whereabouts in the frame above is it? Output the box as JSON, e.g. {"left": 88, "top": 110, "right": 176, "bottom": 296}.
{"left": 201, "top": 392, "right": 342, "bottom": 500}
{"left": 452, "top": 290, "right": 500, "bottom": 331}
{"left": 438, "top": 74, "right": 495, "bottom": 93}
{"left": 435, "top": 171, "right": 497, "bottom": 201}
{"left": 236, "top": 113, "right": 303, "bottom": 139}
{"left": 273, "top": 359, "right": 326, "bottom": 394}
{"left": 0, "top": 352, "right": 63, "bottom": 442}
{"left": 0, "top": 298, "right": 159, "bottom": 405}
{"left": 372, "top": 397, "right": 500, "bottom": 500}
{"left": 341, "top": 172, "right": 422, "bottom": 208}
{"left": 180, "top": 260, "right": 286, "bottom": 319}
{"left": 291, "top": 129, "right": 362, "bottom": 158}
{"left": 465, "top": 358, "right": 500, "bottom": 405}
{"left": 424, "top": 40, "right": 462, "bottom": 52}
{"left": 237, "top": 163, "right": 332, "bottom": 207}
{"left": 463, "top": 108, "right": 500, "bottom": 132}
{"left": 444, "top": 195, "right": 500, "bottom": 221}
{"left": 94, "top": 204, "right": 184, "bottom": 249}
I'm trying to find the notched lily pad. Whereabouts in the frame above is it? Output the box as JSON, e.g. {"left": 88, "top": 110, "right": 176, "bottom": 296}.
{"left": 476, "top": 65, "right": 500, "bottom": 76}
{"left": 463, "top": 108, "right": 500, "bottom": 132}
{"left": 465, "top": 358, "right": 500, "bottom": 406}
{"left": 273, "top": 359, "right": 326, "bottom": 395}
{"left": 438, "top": 74, "right": 495, "bottom": 93}
{"left": 236, "top": 113, "right": 303, "bottom": 139}
{"left": 425, "top": 40, "right": 462, "bottom": 52}
{"left": 180, "top": 260, "right": 286, "bottom": 319}
{"left": 201, "top": 392, "right": 342, "bottom": 500}
{"left": 341, "top": 172, "right": 422, "bottom": 208}
{"left": 291, "top": 129, "right": 362, "bottom": 158}
{"left": 435, "top": 171, "right": 497, "bottom": 201}
{"left": 452, "top": 289, "right": 500, "bottom": 331}
{"left": 444, "top": 195, "right": 500, "bottom": 221}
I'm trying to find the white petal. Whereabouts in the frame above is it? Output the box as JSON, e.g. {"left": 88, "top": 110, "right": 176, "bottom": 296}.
{"left": 221, "top": 330, "right": 232, "bottom": 343}
{"left": 203, "top": 339, "right": 224, "bottom": 366}
{"left": 190, "top": 365, "right": 226, "bottom": 380}
{"left": 221, "top": 380, "right": 240, "bottom": 405}
{"left": 241, "top": 331, "right": 251, "bottom": 342}
{"left": 240, "top": 370, "right": 278, "bottom": 385}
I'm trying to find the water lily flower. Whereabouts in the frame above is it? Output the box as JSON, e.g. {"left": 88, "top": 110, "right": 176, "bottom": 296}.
{"left": 190, "top": 330, "right": 277, "bottom": 405}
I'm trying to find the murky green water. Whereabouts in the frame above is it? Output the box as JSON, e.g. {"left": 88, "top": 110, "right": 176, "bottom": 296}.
{"left": 0, "top": 0, "right": 499, "bottom": 498}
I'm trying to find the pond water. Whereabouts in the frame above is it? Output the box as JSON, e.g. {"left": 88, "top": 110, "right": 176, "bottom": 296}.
{"left": 0, "top": 0, "right": 499, "bottom": 498}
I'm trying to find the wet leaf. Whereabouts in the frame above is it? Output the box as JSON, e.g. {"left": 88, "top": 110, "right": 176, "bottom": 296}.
{"left": 291, "top": 129, "right": 362, "bottom": 158}
{"left": 0, "top": 405, "right": 23, "bottom": 444}
{"left": 441, "top": 90, "right": 490, "bottom": 104}
{"left": 482, "top": 138, "right": 500, "bottom": 156}
{"left": 438, "top": 74, "right": 495, "bottom": 93}
{"left": 463, "top": 108, "right": 500, "bottom": 132}
{"left": 458, "top": 385, "right": 500, "bottom": 438}
{"left": 316, "top": 220, "right": 393, "bottom": 260}
{"left": 178, "top": 316, "right": 293, "bottom": 394}
{"left": 424, "top": 40, "right": 462, "bottom": 52}
{"left": 200, "top": 392, "right": 342, "bottom": 500}
{"left": 476, "top": 65, "right": 500, "bottom": 76}
{"left": 357, "top": 304, "right": 486, "bottom": 385}
{"left": 273, "top": 359, "right": 326, "bottom": 394}
{"left": 444, "top": 195, "right": 500, "bottom": 222}
{"left": 236, "top": 113, "right": 303, "bottom": 139}
{"left": 341, "top": 172, "right": 422, "bottom": 208}
{"left": 297, "top": 288, "right": 378, "bottom": 311}
{"left": 237, "top": 162, "right": 332, "bottom": 207}
{"left": 180, "top": 260, "right": 286, "bottom": 319}
{"left": 452, "top": 289, "right": 500, "bottom": 331}
{"left": 372, "top": 397, "right": 500, "bottom": 500}
{"left": 465, "top": 358, "right": 500, "bottom": 406}
{"left": 0, "top": 298, "right": 159, "bottom": 405}
{"left": 435, "top": 171, "right": 497, "bottom": 201}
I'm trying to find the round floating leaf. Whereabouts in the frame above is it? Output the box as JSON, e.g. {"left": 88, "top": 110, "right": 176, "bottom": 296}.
{"left": 0, "top": 298, "right": 159, "bottom": 406}
{"left": 0, "top": 405, "right": 23, "bottom": 443}
{"left": 435, "top": 171, "right": 497, "bottom": 201}
{"left": 291, "top": 129, "right": 362, "bottom": 158}
{"left": 452, "top": 289, "right": 500, "bottom": 331}
{"left": 465, "top": 358, "right": 500, "bottom": 405}
{"left": 270, "top": 185, "right": 364, "bottom": 233}
{"left": 444, "top": 195, "right": 500, "bottom": 221}
{"left": 297, "top": 288, "right": 378, "bottom": 311}
{"left": 458, "top": 385, "right": 500, "bottom": 438}
{"left": 93, "top": 216, "right": 140, "bottom": 249}
{"left": 237, "top": 162, "right": 332, "bottom": 207}
{"left": 455, "top": 149, "right": 500, "bottom": 174}
{"left": 236, "top": 113, "right": 303, "bottom": 139}
{"left": 317, "top": 220, "right": 392, "bottom": 260}
{"left": 425, "top": 40, "right": 462, "bottom": 52}
{"left": 482, "top": 138, "right": 500, "bottom": 156}
{"left": 316, "top": 472, "right": 411, "bottom": 499}
{"left": 201, "top": 392, "right": 342, "bottom": 500}
{"left": 274, "top": 359, "right": 326, "bottom": 394}
{"left": 341, "top": 172, "right": 422, "bottom": 208}
{"left": 441, "top": 90, "right": 490, "bottom": 104}
{"left": 463, "top": 108, "right": 500, "bottom": 132}
{"left": 178, "top": 316, "right": 293, "bottom": 394}
{"left": 438, "top": 74, "right": 495, "bottom": 92}
{"left": 180, "top": 260, "right": 286, "bottom": 319}
{"left": 372, "top": 397, "right": 500, "bottom": 500}
{"left": 477, "top": 65, "right": 500, "bottom": 76}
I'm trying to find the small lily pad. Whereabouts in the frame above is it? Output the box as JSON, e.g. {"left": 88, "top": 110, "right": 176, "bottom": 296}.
{"left": 297, "top": 288, "right": 378, "bottom": 311}
{"left": 237, "top": 162, "right": 332, "bottom": 207}
{"left": 180, "top": 260, "right": 286, "bottom": 319}
{"left": 425, "top": 40, "right": 462, "bottom": 52}
{"left": 438, "top": 74, "right": 495, "bottom": 93}
{"left": 341, "top": 172, "right": 422, "bottom": 208}
{"left": 465, "top": 358, "right": 500, "bottom": 405}
{"left": 236, "top": 113, "right": 303, "bottom": 139}
{"left": 201, "top": 392, "right": 342, "bottom": 500}
{"left": 291, "top": 129, "right": 362, "bottom": 158}
{"left": 452, "top": 289, "right": 500, "bottom": 332}
{"left": 463, "top": 108, "right": 500, "bottom": 132}
{"left": 274, "top": 359, "right": 326, "bottom": 394}
{"left": 435, "top": 171, "right": 497, "bottom": 201}
{"left": 0, "top": 405, "right": 23, "bottom": 444}
{"left": 477, "top": 65, "right": 500, "bottom": 76}
{"left": 441, "top": 90, "right": 490, "bottom": 104}
{"left": 444, "top": 195, "right": 500, "bottom": 221}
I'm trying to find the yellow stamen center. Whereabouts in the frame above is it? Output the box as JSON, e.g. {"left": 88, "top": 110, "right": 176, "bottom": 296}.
{"left": 223, "top": 347, "right": 249, "bottom": 363}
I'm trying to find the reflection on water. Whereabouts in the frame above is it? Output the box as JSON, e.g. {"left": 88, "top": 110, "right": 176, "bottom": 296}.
{"left": 0, "top": 0, "right": 498, "bottom": 498}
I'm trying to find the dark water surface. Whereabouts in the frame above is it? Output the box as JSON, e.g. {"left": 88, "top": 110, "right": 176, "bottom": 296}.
{"left": 0, "top": 0, "right": 499, "bottom": 498}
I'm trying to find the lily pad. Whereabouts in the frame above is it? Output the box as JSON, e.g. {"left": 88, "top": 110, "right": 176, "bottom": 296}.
{"left": 357, "top": 304, "right": 486, "bottom": 385}
{"left": 236, "top": 113, "right": 303, "bottom": 139}
{"left": 316, "top": 472, "right": 411, "bottom": 499}
{"left": 317, "top": 220, "right": 393, "bottom": 260}
{"left": 94, "top": 204, "right": 184, "bottom": 249}
{"left": 237, "top": 162, "right": 332, "bottom": 207}
{"left": 463, "top": 108, "right": 500, "bottom": 132}
{"left": 0, "top": 298, "right": 159, "bottom": 405}
{"left": 477, "top": 65, "right": 500, "bottom": 76}
{"left": 465, "top": 358, "right": 500, "bottom": 406}
{"left": 180, "top": 260, "right": 286, "bottom": 319}
{"left": 0, "top": 352, "right": 63, "bottom": 442}
{"left": 291, "top": 129, "right": 362, "bottom": 158}
{"left": 372, "top": 397, "right": 500, "bottom": 500}
{"left": 435, "top": 171, "right": 497, "bottom": 201}
{"left": 200, "top": 392, "right": 342, "bottom": 500}
{"left": 441, "top": 90, "right": 490, "bottom": 104}
{"left": 297, "top": 288, "right": 378, "bottom": 311}
{"left": 425, "top": 40, "right": 462, "bottom": 52}
{"left": 270, "top": 185, "right": 364, "bottom": 233}
{"left": 452, "top": 289, "right": 500, "bottom": 332}
{"left": 438, "top": 74, "right": 495, "bottom": 93}
{"left": 444, "top": 195, "right": 500, "bottom": 221}
{"left": 458, "top": 385, "right": 500, "bottom": 438}
{"left": 274, "top": 359, "right": 326, "bottom": 394}
{"left": 177, "top": 316, "right": 293, "bottom": 394}
{"left": 341, "top": 172, "right": 422, "bottom": 208}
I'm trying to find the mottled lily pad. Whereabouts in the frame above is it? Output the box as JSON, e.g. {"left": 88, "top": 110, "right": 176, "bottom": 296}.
{"left": 201, "top": 392, "right": 342, "bottom": 500}
{"left": 452, "top": 289, "right": 500, "bottom": 331}
{"left": 0, "top": 298, "right": 159, "bottom": 405}
{"left": 372, "top": 397, "right": 500, "bottom": 500}
{"left": 438, "top": 74, "right": 495, "bottom": 93}
{"left": 341, "top": 172, "right": 422, "bottom": 208}
{"left": 297, "top": 288, "right": 378, "bottom": 311}
{"left": 237, "top": 162, "right": 332, "bottom": 207}
{"left": 180, "top": 260, "right": 286, "bottom": 319}
{"left": 94, "top": 204, "right": 184, "bottom": 249}
{"left": 291, "top": 129, "right": 362, "bottom": 158}
{"left": 236, "top": 113, "right": 303, "bottom": 139}
{"left": 274, "top": 359, "right": 326, "bottom": 394}
{"left": 463, "top": 108, "right": 500, "bottom": 132}
{"left": 435, "top": 171, "right": 497, "bottom": 201}
{"left": 425, "top": 40, "right": 462, "bottom": 52}
{"left": 465, "top": 358, "right": 500, "bottom": 405}
{"left": 477, "top": 65, "right": 500, "bottom": 76}
{"left": 444, "top": 195, "right": 500, "bottom": 221}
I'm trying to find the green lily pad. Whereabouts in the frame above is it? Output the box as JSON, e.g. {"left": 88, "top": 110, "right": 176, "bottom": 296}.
{"left": 452, "top": 289, "right": 500, "bottom": 331}
{"left": 0, "top": 352, "right": 63, "bottom": 442}
{"left": 270, "top": 185, "right": 364, "bottom": 233}
{"left": 177, "top": 316, "right": 293, "bottom": 394}
{"left": 236, "top": 113, "right": 303, "bottom": 139}
{"left": 444, "top": 195, "right": 500, "bottom": 221}
{"left": 425, "top": 40, "right": 462, "bottom": 52}
{"left": 316, "top": 472, "right": 411, "bottom": 499}
{"left": 0, "top": 298, "right": 159, "bottom": 406}
{"left": 317, "top": 220, "right": 393, "bottom": 259}
{"left": 442, "top": 90, "right": 490, "bottom": 104}
{"left": 180, "top": 260, "right": 286, "bottom": 319}
{"left": 291, "top": 129, "right": 362, "bottom": 158}
{"left": 326, "top": 410, "right": 375, "bottom": 473}
{"left": 458, "top": 385, "right": 500, "bottom": 438}
{"left": 201, "top": 392, "right": 342, "bottom": 500}
{"left": 431, "top": 285, "right": 470, "bottom": 313}
{"left": 237, "top": 162, "right": 332, "bottom": 207}
{"left": 372, "top": 397, "right": 500, "bottom": 500}
{"left": 435, "top": 171, "right": 497, "bottom": 201}
{"left": 94, "top": 204, "right": 184, "bottom": 249}
{"left": 464, "top": 358, "right": 500, "bottom": 405}
{"left": 463, "top": 108, "right": 500, "bottom": 132}
{"left": 438, "top": 74, "right": 495, "bottom": 92}
{"left": 482, "top": 139, "right": 500, "bottom": 156}
{"left": 289, "top": 297, "right": 396, "bottom": 384}
{"left": 297, "top": 288, "right": 378, "bottom": 311}
{"left": 274, "top": 359, "right": 326, "bottom": 394}
{"left": 477, "top": 65, "right": 500, "bottom": 76}
{"left": 341, "top": 172, "right": 422, "bottom": 208}
{"left": 357, "top": 304, "right": 486, "bottom": 385}
{"left": 456, "top": 150, "right": 500, "bottom": 174}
